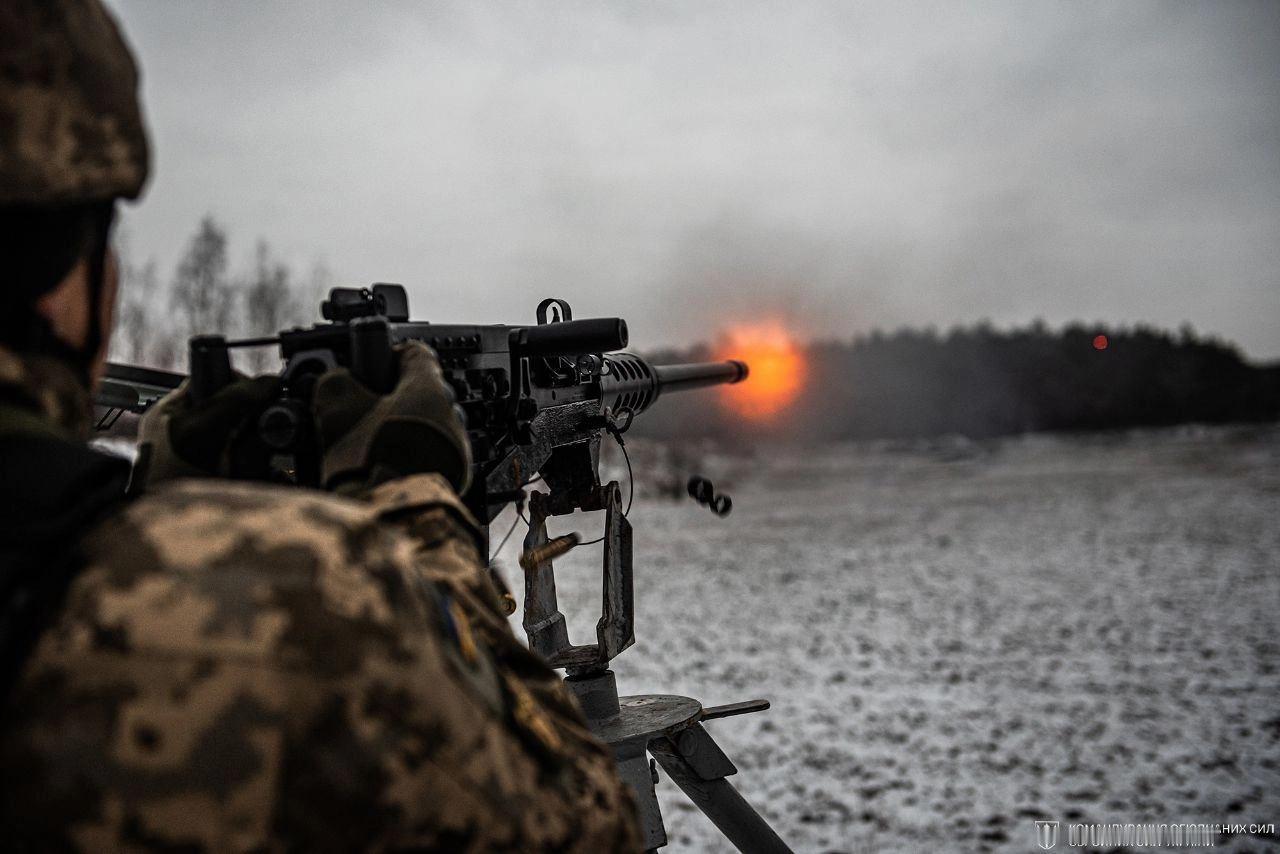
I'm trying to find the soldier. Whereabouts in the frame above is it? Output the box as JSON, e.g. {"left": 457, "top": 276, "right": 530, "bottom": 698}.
{"left": 0, "top": 1, "right": 640, "bottom": 850}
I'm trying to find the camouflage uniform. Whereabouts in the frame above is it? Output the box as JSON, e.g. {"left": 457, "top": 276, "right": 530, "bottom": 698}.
{"left": 0, "top": 349, "right": 639, "bottom": 852}
{"left": 0, "top": 0, "right": 640, "bottom": 849}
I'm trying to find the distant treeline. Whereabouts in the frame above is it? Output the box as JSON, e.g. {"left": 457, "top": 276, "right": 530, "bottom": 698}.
{"left": 637, "top": 324, "right": 1280, "bottom": 441}
{"left": 121, "top": 216, "right": 1278, "bottom": 440}
{"left": 112, "top": 215, "right": 324, "bottom": 372}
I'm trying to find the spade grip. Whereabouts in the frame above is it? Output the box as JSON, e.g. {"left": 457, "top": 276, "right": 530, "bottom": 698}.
{"left": 348, "top": 317, "right": 396, "bottom": 394}
{"left": 188, "top": 335, "right": 233, "bottom": 403}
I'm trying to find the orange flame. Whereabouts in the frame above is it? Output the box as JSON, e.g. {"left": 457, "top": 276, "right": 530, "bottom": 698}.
{"left": 716, "top": 322, "right": 805, "bottom": 422}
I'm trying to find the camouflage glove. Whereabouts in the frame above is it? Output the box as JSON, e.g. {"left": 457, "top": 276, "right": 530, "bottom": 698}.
{"left": 312, "top": 341, "right": 471, "bottom": 495}
{"left": 135, "top": 374, "right": 280, "bottom": 486}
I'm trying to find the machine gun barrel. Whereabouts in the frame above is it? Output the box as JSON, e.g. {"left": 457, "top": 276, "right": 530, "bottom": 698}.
{"left": 655, "top": 360, "right": 749, "bottom": 392}
{"left": 601, "top": 356, "right": 748, "bottom": 416}
{"left": 99, "top": 363, "right": 183, "bottom": 414}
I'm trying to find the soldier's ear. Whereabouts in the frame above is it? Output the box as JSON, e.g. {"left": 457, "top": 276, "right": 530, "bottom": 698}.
{"left": 34, "top": 257, "right": 93, "bottom": 352}
{"left": 91, "top": 249, "right": 121, "bottom": 387}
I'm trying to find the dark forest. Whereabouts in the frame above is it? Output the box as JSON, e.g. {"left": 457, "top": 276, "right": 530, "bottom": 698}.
{"left": 638, "top": 325, "right": 1280, "bottom": 441}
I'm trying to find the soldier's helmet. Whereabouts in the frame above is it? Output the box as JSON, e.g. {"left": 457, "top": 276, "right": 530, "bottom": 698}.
{"left": 0, "top": 0, "right": 150, "bottom": 205}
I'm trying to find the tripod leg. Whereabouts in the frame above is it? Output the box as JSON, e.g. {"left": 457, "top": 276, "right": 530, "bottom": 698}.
{"left": 616, "top": 743, "right": 668, "bottom": 850}
{"left": 649, "top": 725, "right": 792, "bottom": 854}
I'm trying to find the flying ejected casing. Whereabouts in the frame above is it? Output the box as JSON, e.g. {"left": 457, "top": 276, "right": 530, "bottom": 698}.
{"left": 519, "top": 532, "right": 581, "bottom": 572}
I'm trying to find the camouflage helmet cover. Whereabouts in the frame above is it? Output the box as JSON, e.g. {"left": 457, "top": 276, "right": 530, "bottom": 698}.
{"left": 0, "top": 0, "right": 150, "bottom": 204}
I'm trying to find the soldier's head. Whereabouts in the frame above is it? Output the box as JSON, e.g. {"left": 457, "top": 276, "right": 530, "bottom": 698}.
{"left": 0, "top": 0, "right": 149, "bottom": 387}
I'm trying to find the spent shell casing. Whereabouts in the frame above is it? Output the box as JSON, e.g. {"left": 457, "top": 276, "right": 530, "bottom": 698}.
{"left": 519, "top": 533, "right": 581, "bottom": 572}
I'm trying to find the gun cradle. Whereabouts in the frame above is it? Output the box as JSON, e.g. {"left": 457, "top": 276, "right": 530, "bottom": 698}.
{"left": 521, "top": 481, "right": 633, "bottom": 675}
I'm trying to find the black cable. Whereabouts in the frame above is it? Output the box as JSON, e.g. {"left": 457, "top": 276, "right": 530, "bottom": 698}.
{"left": 620, "top": 438, "right": 634, "bottom": 515}
{"left": 574, "top": 425, "right": 635, "bottom": 546}
{"left": 490, "top": 506, "right": 524, "bottom": 561}
{"left": 487, "top": 475, "right": 541, "bottom": 562}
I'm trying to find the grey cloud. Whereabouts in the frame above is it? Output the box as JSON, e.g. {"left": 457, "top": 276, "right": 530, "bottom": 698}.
{"left": 108, "top": 0, "right": 1280, "bottom": 357}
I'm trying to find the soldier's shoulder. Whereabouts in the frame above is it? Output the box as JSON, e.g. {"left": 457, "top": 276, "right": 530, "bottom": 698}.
{"left": 123, "top": 476, "right": 379, "bottom": 534}
{"left": 63, "top": 478, "right": 434, "bottom": 664}
{"left": 93, "top": 477, "right": 397, "bottom": 575}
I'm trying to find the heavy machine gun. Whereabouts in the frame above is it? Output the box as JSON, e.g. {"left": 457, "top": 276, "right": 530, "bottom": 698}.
{"left": 97, "top": 283, "right": 745, "bottom": 527}
{"left": 94, "top": 284, "right": 791, "bottom": 853}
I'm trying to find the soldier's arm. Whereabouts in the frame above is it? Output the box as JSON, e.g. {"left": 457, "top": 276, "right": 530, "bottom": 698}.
{"left": 363, "top": 473, "right": 514, "bottom": 618}
{"left": 307, "top": 343, "right": 597, "bottom": 712}
{"left": 361, "top": 472, "right": 615, "bottom": 768}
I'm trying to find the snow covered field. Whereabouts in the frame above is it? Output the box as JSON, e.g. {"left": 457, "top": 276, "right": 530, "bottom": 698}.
{"left": 493, "top": 425, "right": 1280, "bottom": 852}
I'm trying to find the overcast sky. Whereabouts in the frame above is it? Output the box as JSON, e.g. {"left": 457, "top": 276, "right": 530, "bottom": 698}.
{"left": 106, "top": 1, "right": 1280, "bottom": 359}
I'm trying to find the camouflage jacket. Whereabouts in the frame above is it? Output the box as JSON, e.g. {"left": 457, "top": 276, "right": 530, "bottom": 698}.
{"left": 0, "top": 348, "right": 640, "bottom": 852}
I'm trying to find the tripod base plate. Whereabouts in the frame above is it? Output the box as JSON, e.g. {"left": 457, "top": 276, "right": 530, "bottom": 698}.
{"left": 590, "top": 694, "right": 703, "bottom": 748}
{"left": 564, "top": 673, "right": 792, "bottom": 853}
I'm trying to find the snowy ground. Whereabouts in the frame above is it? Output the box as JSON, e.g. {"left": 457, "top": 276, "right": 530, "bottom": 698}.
{"left": 492, "top": 425, "right": 1280, "bottom": 852}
